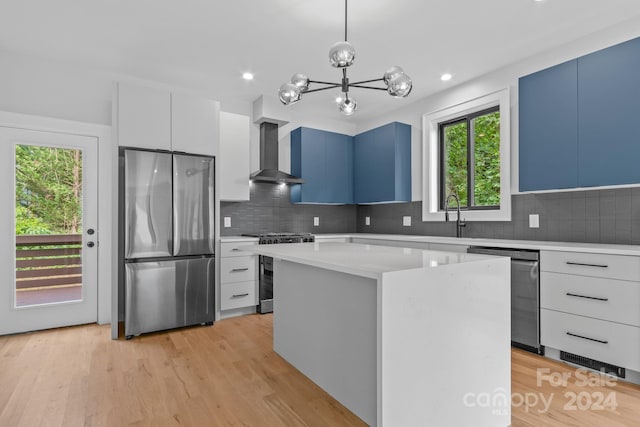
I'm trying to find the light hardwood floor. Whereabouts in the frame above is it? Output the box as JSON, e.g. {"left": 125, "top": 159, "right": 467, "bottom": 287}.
{"left": 0, "top": 314, "right": 639, "bottom": 426}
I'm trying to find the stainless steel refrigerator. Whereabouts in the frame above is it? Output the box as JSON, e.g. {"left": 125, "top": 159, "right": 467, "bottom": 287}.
{"left": 121, "top": 148, "right": 215, "bottom": 339}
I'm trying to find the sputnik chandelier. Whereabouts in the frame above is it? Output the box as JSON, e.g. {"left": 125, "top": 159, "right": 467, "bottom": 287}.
{"left": 278, "top": 0, "right": 412, "bottom": 115}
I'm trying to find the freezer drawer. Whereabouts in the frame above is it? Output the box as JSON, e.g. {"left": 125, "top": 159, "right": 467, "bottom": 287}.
{"left": 124, "top": 150, "right": 173, "bottom": 258}
{"left": 125, "top": 257, "right": 214, "bottom": 337}
{"left": 173, "top": 154, "right": 215, "bottom": 256}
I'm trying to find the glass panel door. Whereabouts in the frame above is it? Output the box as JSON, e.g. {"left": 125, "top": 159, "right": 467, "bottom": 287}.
{"left": 15, "top": 145, "right": 84, "bottom": 307}
{"left": 0, "top": 127, "right": 98, "bottom": 335}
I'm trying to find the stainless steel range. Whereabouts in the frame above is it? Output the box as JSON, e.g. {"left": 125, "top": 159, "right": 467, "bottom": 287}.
{"left": 242, "top": 232, "right": 315, "bottom": 313}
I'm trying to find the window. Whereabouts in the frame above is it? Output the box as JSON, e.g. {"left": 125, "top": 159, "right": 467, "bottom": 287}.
{"left": 422, "top": 89, "right": 510, "bottom": 222}
{"left": 439, "top": 106, "right": 500, "bottom": 210}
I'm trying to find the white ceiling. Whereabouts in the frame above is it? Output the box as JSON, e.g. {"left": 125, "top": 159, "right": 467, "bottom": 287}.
{"left": 1, "top": 0, "right": 640, "bottom": 122}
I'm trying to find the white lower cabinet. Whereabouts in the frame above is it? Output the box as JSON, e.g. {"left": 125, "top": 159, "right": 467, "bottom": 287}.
{"left": 541, "top": 309, "right": 640, "bottom": 372}
{"left": 220, "top": 241, "right": 258, "bottom": 311}
{"left": 541, "top": 271, "right": 640, "bottom": 326}
{"left": 220, "top": 281, "right": 257, "bottom": 311}
{"left": 540, "top": 250, "right": 640, "bottom": 372}
{"left": 220, "top": 256, "right": 256, "bottom": 283}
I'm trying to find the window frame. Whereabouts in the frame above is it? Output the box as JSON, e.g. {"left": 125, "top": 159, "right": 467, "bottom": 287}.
{"left": 422, "top": 89, "right": 511, "bottom": 222}
{"left": 438, "top": 105, "right": 500, "bottom": 211}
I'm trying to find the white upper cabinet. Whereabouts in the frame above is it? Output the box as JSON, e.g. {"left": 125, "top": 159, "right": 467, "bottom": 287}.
{"left": 115, "top": 82, "right": 220, "bottom": 156}
{"left": 116, "top": 82, "right": 171, "bottom": 150}
{"left": 219, "top": 112, "right": 250, "bottom": 201}
{"left": 171, "top": 92, "right": 219, "bottom": 156}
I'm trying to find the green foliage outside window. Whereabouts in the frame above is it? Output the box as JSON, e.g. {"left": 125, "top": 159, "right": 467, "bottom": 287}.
{"left": 15, "top": 145, "right": 83, "bottom": 235}
{"left": 442, "top": 109, "right": 500, "bottom": 209}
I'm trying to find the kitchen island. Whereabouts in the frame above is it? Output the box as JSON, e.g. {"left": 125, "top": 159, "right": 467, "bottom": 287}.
{"left": 241, "top": 242, "right": 511, "bottom": 427}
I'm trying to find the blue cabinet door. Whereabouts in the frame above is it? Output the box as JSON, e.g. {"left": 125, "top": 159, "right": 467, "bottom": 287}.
{"left": 290, "top": 127, "right": 353, "bottom": 204}
{"left": 519, "top": 60, "right": 578, "bottom": 191}
{"left": 326, "top": 132, "right": 354, "bottom": 203}
{"left": 354, "top": 122, "right": 411, "bottom": 203}
{"left": 578, "top": 37, "right": 640, "bottom": 187}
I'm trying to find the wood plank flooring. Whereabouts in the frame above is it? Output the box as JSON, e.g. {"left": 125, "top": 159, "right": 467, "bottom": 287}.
{"left": 0, "top": 314, "right": 639, "bottom": 426}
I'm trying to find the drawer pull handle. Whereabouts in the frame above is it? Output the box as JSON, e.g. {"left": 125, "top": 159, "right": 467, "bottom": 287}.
{"left": 565, "top": 261, "right": 608, "bottom": 268}
{"left": 231, "top": 268, "right": 249, "bottom": 272}
{"left": 566, "top": 292, "right": 609, "bottom": 302}
{"left": 231, "top": 248, "right": 241, "bottom": 251}
{"left": 232, "top": 293, "right": 249, "bottom": 298}
{"left": 566, "top": 332, "right": 608, "bottom": 345}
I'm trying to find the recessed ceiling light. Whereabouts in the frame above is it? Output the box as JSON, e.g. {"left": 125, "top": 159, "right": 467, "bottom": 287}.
{"left": 242, "top": 72, "right": 254, "bottom": 81}
{"left": 441, "top": 73, "right": 452, "bottom": 82}
{"left": 335, "top": 95, "right": 343, "bottom": 103}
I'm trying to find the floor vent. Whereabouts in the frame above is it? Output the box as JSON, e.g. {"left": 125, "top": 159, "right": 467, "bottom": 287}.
{"left": 560, "top": 351, "right": 625, "bottom": 378}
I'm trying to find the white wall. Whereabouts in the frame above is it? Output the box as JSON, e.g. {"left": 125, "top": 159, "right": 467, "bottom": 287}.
{"left": 356, "top": 15, "right": 640, "bottom": 201}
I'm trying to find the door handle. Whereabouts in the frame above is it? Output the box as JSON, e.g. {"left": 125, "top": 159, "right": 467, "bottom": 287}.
{"left": 87, "top": 241, "right": 95, "bottom": 248}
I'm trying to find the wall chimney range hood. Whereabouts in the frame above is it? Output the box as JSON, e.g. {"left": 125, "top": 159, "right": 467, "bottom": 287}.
{"left": 250, "top": 122, "right": 304, "bottom": 184}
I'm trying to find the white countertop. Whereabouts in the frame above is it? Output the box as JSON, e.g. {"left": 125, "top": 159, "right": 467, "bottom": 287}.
{"left": 219, "top": 235, "right": 258, "bottom": 243}
{"left": 313, "top": 233, "right": 640, "bottom": 256}
{"left": 239, "top": 242, "right": 499, "bottom": 279}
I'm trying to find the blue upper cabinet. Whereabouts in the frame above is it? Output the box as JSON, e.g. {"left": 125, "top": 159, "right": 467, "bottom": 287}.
{"left": 290, "top": 127, "right": 353, "bottom": 204}
{"left": 578, "top": 37, "right": 640, "bottom": 187}
{"left": 519, "top": 36, "right": 640, "bottom": 191}
{"left": 519, "top": 60, "right": 578, "bottom": 191}
{"left": 326, "top": 132, "right": 354, "bottom": 203}
{"left": 354, "top": 122, "right": 411, "bottom": 204}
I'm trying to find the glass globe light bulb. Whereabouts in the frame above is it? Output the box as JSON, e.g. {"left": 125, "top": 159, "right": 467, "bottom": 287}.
{"left": 290, "top": 73, "right": 309, "bottom": 91}
{"left": 339, "top": 95, "right": 357, "bottom": 115}
{"left": 387, "top": 74, "right": 413, "bottom": 98}
{"left": 278, "top": 83, "right": 302, "bottom": 105}
{"left": 383, "top": 66, "right": 405, "bottom": 85}
{"left": 329, "top": 41, "right": 356, "bottom": 68}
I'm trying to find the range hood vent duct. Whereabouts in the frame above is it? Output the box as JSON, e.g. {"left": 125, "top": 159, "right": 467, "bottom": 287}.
{"left": 250, "top": 122, "right": 304, "bottom": 184}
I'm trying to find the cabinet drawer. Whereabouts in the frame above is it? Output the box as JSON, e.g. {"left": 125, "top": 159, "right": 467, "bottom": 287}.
{"left": 220, "top": 241, "right": 257, "bottom": 258}
{"left": 220, "top": 281, "right": 257, "bottom": 310}
{"left": 220, "top": 256, "right": 256, "bottom": 283}
{"left": 541, "top": 272, "right": 640, "bottom": 326}
{"left": 541, "top": 250, "right": 640, "bottom": 281}
{"left": 541, "top": 309, "right": 640, "bottom": 371}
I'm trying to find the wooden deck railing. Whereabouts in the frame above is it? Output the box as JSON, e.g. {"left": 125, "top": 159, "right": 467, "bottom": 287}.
{"left": 16, "top": 234, "right": 82, "bottom": 290}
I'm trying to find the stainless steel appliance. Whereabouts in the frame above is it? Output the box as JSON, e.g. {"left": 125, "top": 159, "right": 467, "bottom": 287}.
{"left": 242, "top": 232, "right": 315, "bottom": 313}
{"left": 467, "top": 246, "right": 543, "bottom": 355}
{"left": 250, "top": 122, "right": 304, "bottom": 184}
{"left": 120, "top": 148, "right": 215, "bottom": 339}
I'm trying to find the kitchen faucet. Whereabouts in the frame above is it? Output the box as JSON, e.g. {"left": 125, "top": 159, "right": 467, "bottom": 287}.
{"left": 444, "top": 194, "right": 466, "bottom": 238}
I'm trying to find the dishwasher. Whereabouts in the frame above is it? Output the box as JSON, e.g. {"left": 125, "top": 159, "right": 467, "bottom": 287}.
{"left": 467, "top": 246, "right": 543, "bottom": 355}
